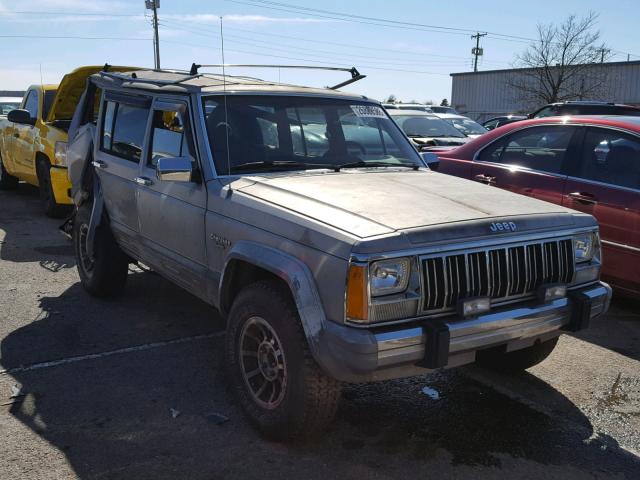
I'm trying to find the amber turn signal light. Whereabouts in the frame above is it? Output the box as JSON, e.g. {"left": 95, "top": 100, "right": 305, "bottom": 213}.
{"left": 346, "top": 264, "right": 368, "bottom": 322}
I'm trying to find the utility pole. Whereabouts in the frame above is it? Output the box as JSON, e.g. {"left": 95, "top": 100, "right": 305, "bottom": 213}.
{"left": 145, "top": 0, "right": 160, "bottom": 69}
{"left": 598, "top": 47, "right": 610, "bottom": 64}
{"left": 471, "top": 32, "right": 487, "bottom": 72}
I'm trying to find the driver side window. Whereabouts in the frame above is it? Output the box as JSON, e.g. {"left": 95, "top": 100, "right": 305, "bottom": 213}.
{"left": 148, "top": 108, "right": 195, "bottom": 167}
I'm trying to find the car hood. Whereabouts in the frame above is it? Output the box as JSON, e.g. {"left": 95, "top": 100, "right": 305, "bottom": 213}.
{"left": 46, "top": 65, "right": 140, "bottom": 122}
{"left": 234, "top": 169, "right": 580, "bottom": 239}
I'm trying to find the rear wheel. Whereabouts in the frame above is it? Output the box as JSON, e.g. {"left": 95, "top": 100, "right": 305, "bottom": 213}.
{"left": 36, "top": 158, "right": 67, "bottom": 218}
{"left": 225, "top": 280, "right": 341, "bottom": 440}
{"left": 73, "top": 204, "right": 129, "bottom": 298}
{"left": 476, "top": 337, "right": 559, "bottom": 373}
{"left": 0, "top": 154, "right": 18, "bottom": 190}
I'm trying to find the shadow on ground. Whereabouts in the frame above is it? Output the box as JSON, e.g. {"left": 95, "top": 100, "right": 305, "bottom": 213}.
{"left": 0, "top": 184, "right": 74, "bottom": 271}
{"left": 1, "top": 276, "right": 638, "bottom": 478}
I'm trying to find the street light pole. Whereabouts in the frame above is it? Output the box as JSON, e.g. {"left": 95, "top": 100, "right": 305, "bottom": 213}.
{"left": 145, "top": 0, "right": 160, "bottom": 69}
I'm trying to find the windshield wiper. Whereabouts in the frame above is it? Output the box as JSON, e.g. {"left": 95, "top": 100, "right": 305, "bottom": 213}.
{"left": 230, "top": 160, "right": 333, "bottom": 173}
{"left": 336, "top": 160, "right": 419, "bottom": 171}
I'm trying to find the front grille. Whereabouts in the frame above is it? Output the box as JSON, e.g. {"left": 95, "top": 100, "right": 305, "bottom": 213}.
{"left": 422, "top": 239, "right": 574, "bottom": 312}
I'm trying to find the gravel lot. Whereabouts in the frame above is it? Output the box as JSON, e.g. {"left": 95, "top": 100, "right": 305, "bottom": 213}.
{"left": 1, "top": 184, "right": 639, "bottom": 479}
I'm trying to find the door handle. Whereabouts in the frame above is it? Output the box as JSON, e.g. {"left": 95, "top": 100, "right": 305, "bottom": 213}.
{"left": 92, "top": 160, "right": 107, "bottom": 169}
{"left": 134, "top": 176, "right": 153, "bottom": 186}
{"left": 568, "top": 191, "right": 597, "bottom": 204}
{"left": 474, "top": 174, "right": 496, "bottom": 185}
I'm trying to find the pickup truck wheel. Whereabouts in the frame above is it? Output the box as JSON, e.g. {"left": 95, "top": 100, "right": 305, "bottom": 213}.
{"left": 225, "top": 280, "right": 341, "bottom": 440}
{"left": 0, "top": 155, "right": 19, "bottom": 190}
{"left": 476, "top": 337, "right": 559, "bottom": 373}
{"left": 36, "top": 159, "right": 67, "bottom": 218}
{"left": 73, "top": 204, "right": 129, "bottom": 298}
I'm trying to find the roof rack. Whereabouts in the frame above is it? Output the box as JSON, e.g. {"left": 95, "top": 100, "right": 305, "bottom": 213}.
{"left": 188, "top": 63, "right": 365, "bottom": 89}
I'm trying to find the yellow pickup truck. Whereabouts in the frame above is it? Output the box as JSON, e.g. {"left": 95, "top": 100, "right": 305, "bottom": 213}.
{"left": 0, "top": 66, "right": 136, "bottom": 216}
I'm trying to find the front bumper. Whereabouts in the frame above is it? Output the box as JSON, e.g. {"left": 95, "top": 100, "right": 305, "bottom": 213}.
{"left": 49, "top": 166, "right": 73, "bottom": 205}
{"left": 317, "top": 282, "right": 611, "bottom": 383}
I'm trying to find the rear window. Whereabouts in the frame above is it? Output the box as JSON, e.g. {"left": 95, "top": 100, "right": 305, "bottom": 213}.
{"left": 101, "top": 100, "right": 150, "bottom": 162}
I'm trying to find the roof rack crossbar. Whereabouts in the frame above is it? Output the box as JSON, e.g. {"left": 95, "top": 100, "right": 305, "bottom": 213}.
{"left": 189, "top": 63, "right": 365, "bottom": 89}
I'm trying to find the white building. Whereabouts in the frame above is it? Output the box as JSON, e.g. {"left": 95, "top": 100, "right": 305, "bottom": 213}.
{"left": 450, "top": 60, "right": 640, "bottom": 122}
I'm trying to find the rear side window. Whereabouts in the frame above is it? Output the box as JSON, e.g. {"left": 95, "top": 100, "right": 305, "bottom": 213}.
{"left": 479, "top": 126, "right": 575, "bottom": 174}
{"left": 101, "top": 100, "right": 150, "bottom": 162}
{"left": 575, "top": 128, "right": 640, "bottom": 190}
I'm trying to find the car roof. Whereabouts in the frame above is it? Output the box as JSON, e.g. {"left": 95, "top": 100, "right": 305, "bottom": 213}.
{"left": 433, "top": 113, "right": 470, "bottom": 119}
{"left": 546, "top": 101, "right": 639, "bottom": 109}
{"left": 90, "top": 69, "right": 370, "bottom": 101}
{"left": 495, "top": 115, "right": 640, "bottom": 132}
{"left": 386, "top": 109, "right": 438, "bottom": 117}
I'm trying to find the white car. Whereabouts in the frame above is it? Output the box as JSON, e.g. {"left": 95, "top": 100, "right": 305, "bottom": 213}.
{"left": 387, "top": 109, "right": 470, "bottom": 150}
{"left": 383, "top": 103, "right": 433, "bottom": 113}
{"left": 432, "top": 113, "right": 487, "bottom": 138}
{"left": 0, "top": 97, "right": 22, "bottom": 116}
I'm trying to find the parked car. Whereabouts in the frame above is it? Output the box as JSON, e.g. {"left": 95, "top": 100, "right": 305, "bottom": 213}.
{"left": 67, "top": 68, "right": 610, "bottom": 440}
{"left": 437, "top": 115, "right": 640, "bottom": 297}
{"left": 387, "top": 109, "right": 470, "bottom": 149}
{"left": 483, "top": 115, "right": 527, "bottom": 130}
{"left": 383, "top": 103, "right": 433, "bottom": 113}
{"left": 0, "top": 97, "right": 22, "bottom": 116}
{"left": 529, "top": 101, "right": 640, "bottom": 119}
{"left": 429, "top": 105, "right": 459, "bottom": 114}
{"left": 0, "top": 65, "right": 137, "bottom": 216}
{"left": 433, "top": 113, "right": 487, "bottom": 138}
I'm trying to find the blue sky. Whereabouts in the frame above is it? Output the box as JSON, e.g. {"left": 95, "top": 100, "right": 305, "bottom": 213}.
{"left": 0, "top": 0, "right": 638, "bottom": 102}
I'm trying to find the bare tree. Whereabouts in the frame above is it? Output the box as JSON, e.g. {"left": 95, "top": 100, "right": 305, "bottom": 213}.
{"left": 509, "top": 12, "right": 611, "bottom": 107}
{"left": 385, "top": 94, "right": 397, "bottom": 103}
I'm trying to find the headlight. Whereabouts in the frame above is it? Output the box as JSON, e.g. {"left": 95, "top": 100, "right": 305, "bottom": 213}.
{"left": 55, "top": 141, "right": 67, "bottom": 166}
{"left": 369, "top": 258, "right": 410, "bottom": 296}
{"left": 574, "top": 232, "right": 598, "bottom": 263}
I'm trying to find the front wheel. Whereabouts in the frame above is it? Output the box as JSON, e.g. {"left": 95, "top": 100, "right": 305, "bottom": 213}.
{"left": 36, "top": 158, "right": 67, "bottom": 218}
{"left": 225, "top": 280, "right": 341, "bottom": 441}
{"left": 73, "top": 204, "right": 129, "bottom": 298}
{"left": 476, "top": 337, "right": 559, "bottom": 373}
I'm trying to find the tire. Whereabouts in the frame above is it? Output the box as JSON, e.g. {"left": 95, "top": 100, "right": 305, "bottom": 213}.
{"left": 36, "top": 158, "right": 67, "bottom": 218}
{"left": 225, "top": 280, "right": 341, "bottom": 441}
{"left": 476, "top": 337, "right": 559, "bottom": 373}
{"left": 73, "top": 204, "right": 129, "bottom": 298}
{"left": 0, "top": 154, "right": 19, "bottom": 190}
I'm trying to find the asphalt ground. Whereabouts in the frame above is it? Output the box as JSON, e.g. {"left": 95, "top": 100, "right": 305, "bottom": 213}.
{"left": 1, "top": 184, "right": 639, "bottom": 479}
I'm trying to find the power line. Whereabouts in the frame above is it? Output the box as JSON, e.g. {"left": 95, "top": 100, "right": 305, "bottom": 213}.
{"left": 0, "top": 34, "right": 150, "bottom": 41}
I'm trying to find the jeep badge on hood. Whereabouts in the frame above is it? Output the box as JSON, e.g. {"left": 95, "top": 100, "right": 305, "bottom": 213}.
{"left": 490, "top": 221, "right": 517, "bottom": 232}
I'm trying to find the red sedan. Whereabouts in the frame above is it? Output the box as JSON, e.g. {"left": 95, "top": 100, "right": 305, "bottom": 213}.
{"left": 437, "top": 116, "right": 640, "bottom": 298}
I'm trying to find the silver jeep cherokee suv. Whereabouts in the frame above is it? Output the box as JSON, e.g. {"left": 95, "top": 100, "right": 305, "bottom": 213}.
{"left": 65, "top": 68, "right": 611, "bottom": 440}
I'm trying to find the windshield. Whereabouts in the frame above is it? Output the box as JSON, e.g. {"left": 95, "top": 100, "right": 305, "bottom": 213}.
{"left": 448, "top": 117, "right": 487, "bottom": 135}
{"left": 392, "top": 114, "right": 466, "bottom": 138}
{"left": 203, "top": 96, "right": 423, "bottom": 174}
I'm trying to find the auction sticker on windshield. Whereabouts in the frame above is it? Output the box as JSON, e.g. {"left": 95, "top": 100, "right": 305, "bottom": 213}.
{"left": 351, "top": 105, "right": 387, "bottom": 118}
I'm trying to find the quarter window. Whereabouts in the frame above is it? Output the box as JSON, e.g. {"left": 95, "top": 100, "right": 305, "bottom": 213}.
{"left": 478, "top": 126, "right": 575, "bottom": 174}
{"left": 576, "top": 128, "right": 640, "bottom": 190}
{"left": 101, "top": 100, "right": 150, "bottom": 162}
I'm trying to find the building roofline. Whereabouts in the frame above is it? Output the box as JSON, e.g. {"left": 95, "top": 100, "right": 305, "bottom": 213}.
{"left": 450, "top": 59, "right": 640, "bottom": 77}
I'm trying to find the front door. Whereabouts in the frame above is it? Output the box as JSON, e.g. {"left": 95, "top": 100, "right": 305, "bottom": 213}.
{"left": 135, "top": 98, "right": 208, "bottom": 297}
{"left": 94, "top": 92, "right": 151, "bottom": 253}
{"left": 563, "top": 126, "right": 640, "bottom": 295}
{"left": 471, "top": 125, "right": 579, "bottom": 205}
{"left": 12, "top": 89, "right": 39, "bottom": 181}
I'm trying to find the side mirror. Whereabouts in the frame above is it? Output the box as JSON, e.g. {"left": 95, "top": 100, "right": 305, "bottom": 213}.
{"left": 156, "top": 156, "right": 193, "bottom": 182}
{"left": 7, "top": 109, "right": 34, "bottom": 126}
{"left": 420, "top": 152, "right": 440, "bottom": 171}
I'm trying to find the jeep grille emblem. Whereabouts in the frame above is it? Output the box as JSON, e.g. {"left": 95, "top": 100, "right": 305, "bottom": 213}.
{"left": 490, "top": 221, "right": 517, "bottom": 232}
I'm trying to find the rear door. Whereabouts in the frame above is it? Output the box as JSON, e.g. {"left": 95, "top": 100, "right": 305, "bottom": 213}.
{"left": 563, "top": 126, "right": 640, "bottom": 295}
{"left": 95, "top": 92, "right": 151, "bottom": 252}
{"left": 471, "top": 125, "right": 579, "bottom": 205}
{"left": 135, "top": 98, "right": 208, "bottom": 297}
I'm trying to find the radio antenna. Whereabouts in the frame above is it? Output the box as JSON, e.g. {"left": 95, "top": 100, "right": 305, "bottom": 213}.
{"left": 220, "top": 16, "right": 232, "bottom": 183}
